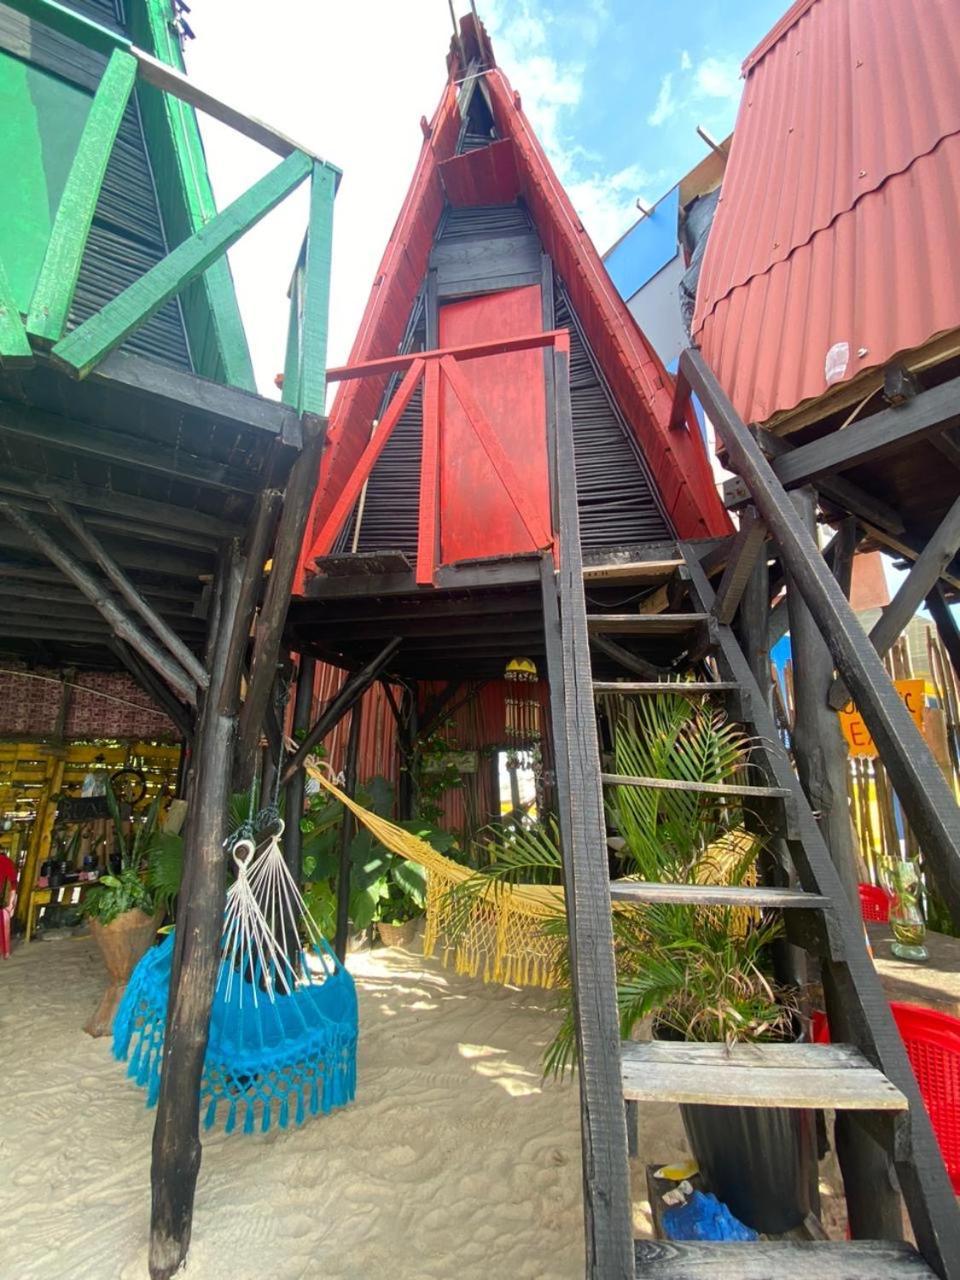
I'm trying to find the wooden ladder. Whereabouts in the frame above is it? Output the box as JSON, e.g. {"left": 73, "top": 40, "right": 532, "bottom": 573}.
{"left": 538, "top": 526, "right": 960, "bottom": 1277}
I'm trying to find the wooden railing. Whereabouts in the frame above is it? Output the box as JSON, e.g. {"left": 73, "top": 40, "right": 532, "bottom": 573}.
{"left": 0, "top": 0, "right": 338, "bottom": 414}
{"left": 313, "top": 329, "right": 569, "bottom": 585}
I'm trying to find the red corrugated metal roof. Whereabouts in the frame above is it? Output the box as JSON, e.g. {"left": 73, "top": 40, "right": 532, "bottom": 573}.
{"left": 694, "top": 0, "right": 960, "bottom": 426}
{"left": 296, "top": 17, "right": 729, "bottom": 588}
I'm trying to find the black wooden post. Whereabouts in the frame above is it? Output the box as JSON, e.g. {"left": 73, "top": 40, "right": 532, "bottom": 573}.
{"left": 283, "top": 652, "right": 315, "bottom": 885}
{"left": 927, "top": 583, "right": 960, "bottom": 681}
{"left": 785, "top": 488, "right": 861, "bottom": 906}
{"left": 398, "top": 682, "right": 419, "bottom": 821}
{"left": 335, "top": 701, "right": 363, "bottom": 962}
{"left": 681, "top": 348, "right": 960, "bottom": 924}
{"left": 149, "top": 543, "right": 243, "bottom": 1280}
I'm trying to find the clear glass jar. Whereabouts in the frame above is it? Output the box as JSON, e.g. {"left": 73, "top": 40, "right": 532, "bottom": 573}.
{"left": 890, "top": 859, "right": 928, "bottom": 961}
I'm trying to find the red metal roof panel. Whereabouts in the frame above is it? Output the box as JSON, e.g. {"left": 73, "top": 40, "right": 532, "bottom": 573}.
{"left": 694, "top": 0, "right": 960, "bottom": 425}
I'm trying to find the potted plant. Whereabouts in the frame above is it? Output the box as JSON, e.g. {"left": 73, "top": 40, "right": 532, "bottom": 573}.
{"left": 80, "top": 784, "right": 182, "bottom": 1037}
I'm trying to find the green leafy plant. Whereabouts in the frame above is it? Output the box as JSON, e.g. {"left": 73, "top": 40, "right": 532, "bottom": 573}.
{"left": 80, "top": 784, "right": 183, "bottom": 926}
{"left": 300, "top": 776, "right": 440, "bottom": 934}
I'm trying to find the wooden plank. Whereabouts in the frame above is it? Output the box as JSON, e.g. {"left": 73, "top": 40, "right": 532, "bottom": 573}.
{"left": 633, "top": 1239, "right": 934, "bottom": 1279}
{"left": 711, "top": 512, "right": 768, "bottom": 626}
{"left": 829, "top": 493, "right": 960, "bottom": 709}
{"left": 582, "top": 559, "right": 683, "bottom": 582}
{"left": 542, "top": 340, "right": 634, "bottom": 1277}
{"left": 587, "top": 613, "right": 709, "bottom": 635}
{"left": 0, "top": 256, "right": 32, "bottom": 368}
{"left": 609, "top": 881, "right": 827, "bottom": 909}
{"left": 295, "top": 162, "right": 335, "bottom": 415}
{"left": 589, "top": 633, "right": 667, "bottom": 679}
{"left": 48, "top": 499, "right": 209, "bottom": 690}
{"left": 769, "top": 375, "right": 960, "bottom": 487}
{"left": 621, "top": 1041, "right": 907, "bottom": 1110}
{"left": 416, "top": 358, "right": 441, "bottom": 585}
{"left": 52, "top": 151, "right": 313, "bottom": 378}
{"left": 26, "top": 48, "right": 137, "bottom": 344}
{"left": 601, "top": 772, "right": 791, "bottom": 799}
{"left": 683, "top": 348, "right": 960, "bottom": 927}
{"left": 593, "top": 681, "right": 738, "bottom": 694}
{"left": 440, "top": 354, "right": 553, "bottom": 551}
{"left": 326, "top": 329, "right": 567, "bottom": 382}
{"left": 926, "top": 582, "right": 960, "bottom": 680}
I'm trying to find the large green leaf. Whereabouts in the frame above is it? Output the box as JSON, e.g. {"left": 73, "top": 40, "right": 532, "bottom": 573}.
{"left": 391, "top": 859, "right": 426, "bottom": 907}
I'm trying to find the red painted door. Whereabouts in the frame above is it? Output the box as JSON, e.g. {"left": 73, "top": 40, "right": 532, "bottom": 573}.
{"left": 438, "top": 284, "right": 549, "bottom": 565}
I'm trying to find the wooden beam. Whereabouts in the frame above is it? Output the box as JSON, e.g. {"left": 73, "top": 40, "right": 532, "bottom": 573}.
{"left": 26, "top": 48, "right": 137, "bottom": 343}
{"left": 767, "top": 375, "right": 960, "bottom": 487}
{"left": 0, "top": 501, "right": 198, "bottom": 705}
{"left": 311, "top": 360, "right": 424, "bottom": 557}
{"left": 711, "top": 510, "right": 767, "bottom": 625}
{"left": 786, "top": 488, "right": 862, "bottom": 906}
{"left": 1, "top": 0, "right": 129, "bottom": 55}
{"left": 48, "top": 499, "right": 209, "bottom": 690}
{"left": 829, "top": 494, "right": 960, "bottom": 709}
{"left": 588, "top": 632, "right": 666, "bottom": 679}
{"left": 133, "top": 52, "right": 340, "bottom": 170}
{"left": 234, "top": 423, "right": 325, "bottom": 788}
{"left": 217, "top": 489, "right": 283, "bottom": 717}
{"left": 326, "top": 328, "right": 568, "bottom": 382}
{"left": 279, "top": 636, "right": 402, "bottom": 785}
{"left": 282, "top": 652, "right": 315, "bottom": 885}
{"left": 0, "top": 255, "right": 32, "bottom": 368}
{"left": 416, "top": 357, "right": 441, "bottom": 586}
{"left": 149, "top": 546, "right": 243, "bottom": 1280}
{"left": 926, "top": 583, "right": 960, "bottom": 682}
{"left": 440, "top": 355, "right": 553, "bottom": 551}
{"left": 0, "top": 398, "right": 261, "bottom": 494}
{"left": 292, "top": 163, "right": 335, "bottom": 415}
{"left": 541, "top": 341, "right": 633, "bottom": 1277}
{"left": 0, "top": 557, "right": 196, "bottom": 600}
{"left": 334, "top": 702, "right": 362, "bottom": 962}
{"left": 668, "top": 364, "right": 690, "bottom": 430}
{"left": 53, "top": 151, "right": 313, "bottom": 378}
{"left": 830, "top": 517, "right": 859, "bottom": 600}
{"left": 682, "top": 347, "right": 960, "bottom": 924}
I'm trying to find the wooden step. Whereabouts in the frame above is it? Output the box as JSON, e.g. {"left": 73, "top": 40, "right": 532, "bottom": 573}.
{"left": 601, "top": 773, "right": 792, "bottom": 800}
{"left": 634, "top": 1239, "right": 935, "bottom": 1279}
{"left": 609, "top": 881, "right": 827, "bottom": 910}
{"left": 582, "top": 559, "right": 683, "bottom": 584}
{"left": 593, "top": 681, "right": 739, "bottom": 695}
{"left": 586, "top": 613, "right": 710, "bottom": 636}
{"left": 621, "top": 1041, "right": 908, "bottom": 1111}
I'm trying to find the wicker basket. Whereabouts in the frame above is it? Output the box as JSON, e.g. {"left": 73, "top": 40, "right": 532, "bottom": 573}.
{"left": 85, "top": 908, "right": 161, "bottom": 1037}
{"left": 376, "top": 916, "right": 421, "bottom": 949}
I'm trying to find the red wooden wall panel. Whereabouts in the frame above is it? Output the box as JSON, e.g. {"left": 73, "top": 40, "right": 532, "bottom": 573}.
{"left": 437, "top": 285, "right": 549, "bottom": 564}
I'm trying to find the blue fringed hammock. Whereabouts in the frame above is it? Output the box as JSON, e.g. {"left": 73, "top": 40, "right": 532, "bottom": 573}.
{"left": 113, "top": 821, "right": 358, "bottom": 1133}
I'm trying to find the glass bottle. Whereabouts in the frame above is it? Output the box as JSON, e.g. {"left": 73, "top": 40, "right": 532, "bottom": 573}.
{"left": 890, "top": 859, "right": 928, "bottom": 961}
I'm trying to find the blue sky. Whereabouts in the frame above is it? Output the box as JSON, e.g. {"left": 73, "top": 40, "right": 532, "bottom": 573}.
{"left": 186, "top": 0, "right": 788, "bottom": 391}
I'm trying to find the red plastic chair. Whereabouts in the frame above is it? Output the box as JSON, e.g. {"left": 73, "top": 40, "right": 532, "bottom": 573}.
{"left": 813, "top": 1003, "right": 960, "bottom": 1193}
{"left": 858, "top": 882, "right": 893, "bottom": 923}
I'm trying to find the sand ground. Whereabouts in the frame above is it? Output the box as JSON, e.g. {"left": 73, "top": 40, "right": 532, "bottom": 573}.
{"left": 1, "top": 931, "right": 695, "bottom": 1280}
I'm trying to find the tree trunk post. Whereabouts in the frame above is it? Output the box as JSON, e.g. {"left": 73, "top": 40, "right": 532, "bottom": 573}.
{"left": 283, "top": 652, "right": 316, "bottom": 885}
{"left": 335, "top": 701, "right": 363, "bottom": 962}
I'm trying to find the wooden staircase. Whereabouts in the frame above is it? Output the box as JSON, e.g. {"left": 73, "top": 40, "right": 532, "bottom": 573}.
{"left": 539, "top": 529, "right": 960, "bottom": 1273}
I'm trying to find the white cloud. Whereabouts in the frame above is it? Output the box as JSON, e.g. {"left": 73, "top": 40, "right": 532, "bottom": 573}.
{"left": 647, "top": 72, "right": 676, "bottom": 127}
{"left": 680, "top": 49, "right": 692, "bottom": 71}
{"left": 566, "top": 163, "right": 664, "bottom": 251}
{"left": 694, "top": 55, "right": 741, "bottom": 100}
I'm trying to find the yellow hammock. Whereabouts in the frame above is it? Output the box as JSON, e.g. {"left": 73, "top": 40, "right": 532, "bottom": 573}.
{"left": 307, "top": 765, "right": 756, "bottom": 992}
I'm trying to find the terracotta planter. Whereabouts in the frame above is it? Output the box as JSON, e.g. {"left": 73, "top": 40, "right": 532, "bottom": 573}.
{"left": 376, "top": 916, "right": 421, "bottom": 949}
{"left": 85, "top": 908, "right": 161, "bottom": 1037}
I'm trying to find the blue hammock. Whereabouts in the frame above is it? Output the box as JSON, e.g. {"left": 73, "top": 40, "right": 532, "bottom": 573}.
{"left": 114, "top": 931, "right": 358, "bottom": 1134}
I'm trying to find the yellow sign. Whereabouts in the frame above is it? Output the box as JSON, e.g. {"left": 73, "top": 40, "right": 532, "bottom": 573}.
{"left": 838, "top": 679, "right": 925, "bottom": 757}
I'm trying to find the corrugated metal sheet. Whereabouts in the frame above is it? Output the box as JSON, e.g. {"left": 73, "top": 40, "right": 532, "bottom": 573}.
{"left": 694, "top": 0, "right": 960, "bottom": 425}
